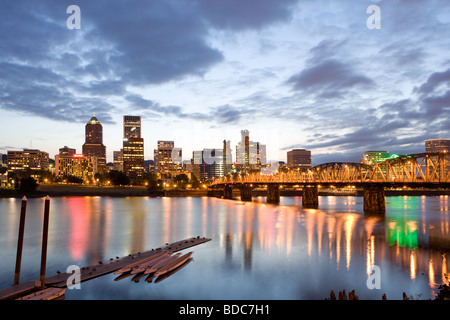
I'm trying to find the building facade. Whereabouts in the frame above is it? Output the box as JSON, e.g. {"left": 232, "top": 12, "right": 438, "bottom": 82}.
{"left": 82, "top": 114, "right": 106, "bottom": 173}
{"left": 192, "top": 149, "right": 225, "bottom": 181}
{"left": 235, "top": 130, "right": 266, "bottom": 171}
{"left": 287, "top": 149, "right": 311, "bottom": 169}
{"left": 7, "top": 149, "right": 49, "bottom": 172}
{"left": 122, "top": 115, "right": 145, "bottom": 179}
{"left": 425, "top": 139, "right": 450, "bottom": 174}
{"left": 362, "top": 151, "right": 390, "bottom": 166}
{"left": 113, "top": 149, "right": 123, "bottom": 171}
{"left": 155, "top": 140, "right": 182, "bottom": 175}
{"left": 55, "top": 153, "right": 97, "bottom": 181}
{"left": 425, "top": 139, "right": 450, "bottom": 153}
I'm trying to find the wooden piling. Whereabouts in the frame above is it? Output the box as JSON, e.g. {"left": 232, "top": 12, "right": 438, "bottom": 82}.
{"left": 13, "top": 196, "right": 27, "bottom": 286}
{"left": 39, "top": 196, "right": 51, "bottom": 289}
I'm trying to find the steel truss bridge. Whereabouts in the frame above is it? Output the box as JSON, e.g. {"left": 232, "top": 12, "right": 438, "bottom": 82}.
{"left": 208, "top": 152, "right": 450, "bottom": 213}
{"left": 212, "top": 152, "right": 450, "bottom": 186}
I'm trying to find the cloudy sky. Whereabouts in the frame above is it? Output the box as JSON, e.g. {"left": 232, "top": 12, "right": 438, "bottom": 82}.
{"left": 0, "top": 0, "right": 449, "bottom": 165}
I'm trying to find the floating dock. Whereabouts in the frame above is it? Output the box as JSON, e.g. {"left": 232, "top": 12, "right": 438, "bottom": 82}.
{"left": 45, "top": 236, "right": 211, "bottom": 288}
{"left": 0, "top": 236, "right": 211, "bottom": 299}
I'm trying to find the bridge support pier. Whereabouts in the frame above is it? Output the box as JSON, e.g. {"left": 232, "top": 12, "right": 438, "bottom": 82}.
{"left": 363, "top": 185, "right": 385, "bottom": 213}
{"left": 302, "top": 185, "right": 318, "bottom": 208}
{"left": 223, "top": 185, "right": 233, "bottom": 199}
{"left": 240, "top": 185, "right": 253, "bottom": 202}
{"left": 267, "top": 184, "right": 280, "bottom": 204}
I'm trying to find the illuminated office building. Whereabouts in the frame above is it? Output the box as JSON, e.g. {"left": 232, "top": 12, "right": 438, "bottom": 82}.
{"left": 426, "top": 139, "right": 450, "bottom": 173}
{"left": 113, "top": 149, "right": 123, "bottom": 171}
{"left": 287, "top": 149, "right": 312, "bottom": 169}
{"left": 122, "top": 115, "right": 145, "bottom": 179}
{"left": 7, "top": 149, "right": 49, "bottom": 172}
{"left": 362, "top": 151, "right": 390, "bottom": 166}
{"left": 55, "top": 153, "right": 97, "bottom": 181}
{"left": 155, "top": 140, "right": 182, "bottom": 174}
{"left": 426, "top": 139, "right": 450, "bottom": 153}
{"left": 82, "top": 114, "right": 106, "bottom": 173}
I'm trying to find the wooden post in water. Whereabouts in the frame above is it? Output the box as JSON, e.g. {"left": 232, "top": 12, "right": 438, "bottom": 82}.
{"left": 13, "top": 196, "right": 27, "bottom": 286}
{"left": 39, "top": 196, "right": 51, "bottom": 288}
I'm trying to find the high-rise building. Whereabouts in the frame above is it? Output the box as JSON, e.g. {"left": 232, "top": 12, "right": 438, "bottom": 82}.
{"left": 236, "top": 130, "right": 266, "bottom": 171}
{"left": 223, "top": 140, "right": 232, "bottom": 176}
{"left": 122, "top": 116, "right": 145, "bottom": 179}
{"left": 287, "top": 149, "right": 311, "bottom": 169}
{"left": 82, "top": 114, "right": 106, "bottom": 173}
{"left": 155, "top": 140, "right": 182, "bottom": 174}
{"left": 124, "top": 115, "right": 141, "bottom": 139}
{"left": 7, "top": 149, "right": 49, "bottom": 172}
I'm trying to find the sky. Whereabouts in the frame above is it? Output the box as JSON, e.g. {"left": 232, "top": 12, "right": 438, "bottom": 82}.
{"left": 0, "top": 0, "right": 449, "bottom": 165}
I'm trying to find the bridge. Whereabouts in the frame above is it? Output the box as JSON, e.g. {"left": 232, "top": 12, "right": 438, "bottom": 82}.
{"left": 208, "top": 152, "right": 450, "bottom": 213}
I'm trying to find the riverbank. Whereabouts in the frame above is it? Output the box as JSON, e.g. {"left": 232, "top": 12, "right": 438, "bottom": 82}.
{"left": 0, "top": 184, "right": 151, "bottom": 198}
{"left": 0, "top": 184, "right": 449, "bottom": 198}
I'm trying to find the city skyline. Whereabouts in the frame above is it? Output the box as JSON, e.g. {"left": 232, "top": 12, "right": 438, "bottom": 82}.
{"left": 1, "top": 1, "right": 449, "bottom": 164}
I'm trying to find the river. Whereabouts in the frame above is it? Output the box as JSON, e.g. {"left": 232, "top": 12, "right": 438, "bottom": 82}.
{"left": 0, "top": 195, "right": 448, "bottom": 300}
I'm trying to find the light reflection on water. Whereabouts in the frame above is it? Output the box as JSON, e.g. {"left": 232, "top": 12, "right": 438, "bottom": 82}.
{"left": 0, "top": 195, "right": 448, "bottom": 300}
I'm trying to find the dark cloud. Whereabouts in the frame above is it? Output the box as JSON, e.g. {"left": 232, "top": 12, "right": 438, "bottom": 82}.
{"left": 195, "top": 0, "right": 298, "bottom": 30}
{"left": 125, "top": 94, "right": 245, "bottom": 125}
{"left": 287, "top": 59, "right": 374, "bottom": 98}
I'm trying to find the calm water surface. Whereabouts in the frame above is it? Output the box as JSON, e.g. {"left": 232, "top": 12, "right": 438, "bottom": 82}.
{"left": 0, "top": 195, "right": 449, "bottom": 300}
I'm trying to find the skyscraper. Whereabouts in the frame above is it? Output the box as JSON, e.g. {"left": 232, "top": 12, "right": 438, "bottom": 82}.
{"left": 123, "top": 115, "right": 145, "bottom": 179}
{"left": 82, "top": 114, "right": 106, "bottom": 173}
{"left": 235, "top": 130, "right": 266, "bottom": 171}
{"left": 124, "top": 115, "right": 141, "bottom": 139}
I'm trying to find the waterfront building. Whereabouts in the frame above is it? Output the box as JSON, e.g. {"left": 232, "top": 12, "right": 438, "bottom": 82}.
{"left": 55, "top": 153, "right": 97, "bottom": 181}
{"left": 155, "top": 140, "right": 182, "bottom": 175}
{"left": 425, "top": 139, "right": 450, "bottom": 174}
{"left": 7, "top": 149, "right": 49, "bottom": 172}
{"left": 192, "top": 149, "right": 224, "bottom": 181}
{"left": 235, "top": 130, "right": 266, "bottom": 172}
{"left": 362, "top": 151, "right": 390, "bottom": 166}
{"left": 122, "top": 116, "right": 145, "bottom": 179}
{"left": 287, "top": 149, "right": 311, "bottom": 169}
{"left": 223, "top": 140, "right": 233, "bottom": 176}
{"left": 82, "top": 114, "right": 106, "bottom": 173}
{"left": 426, "top": 139, "right": 450, "bottom": 153}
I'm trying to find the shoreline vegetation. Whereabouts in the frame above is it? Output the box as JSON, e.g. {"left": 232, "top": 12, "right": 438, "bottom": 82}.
{"left": 0, "top": 184, "right": 449, "bottom": 199}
